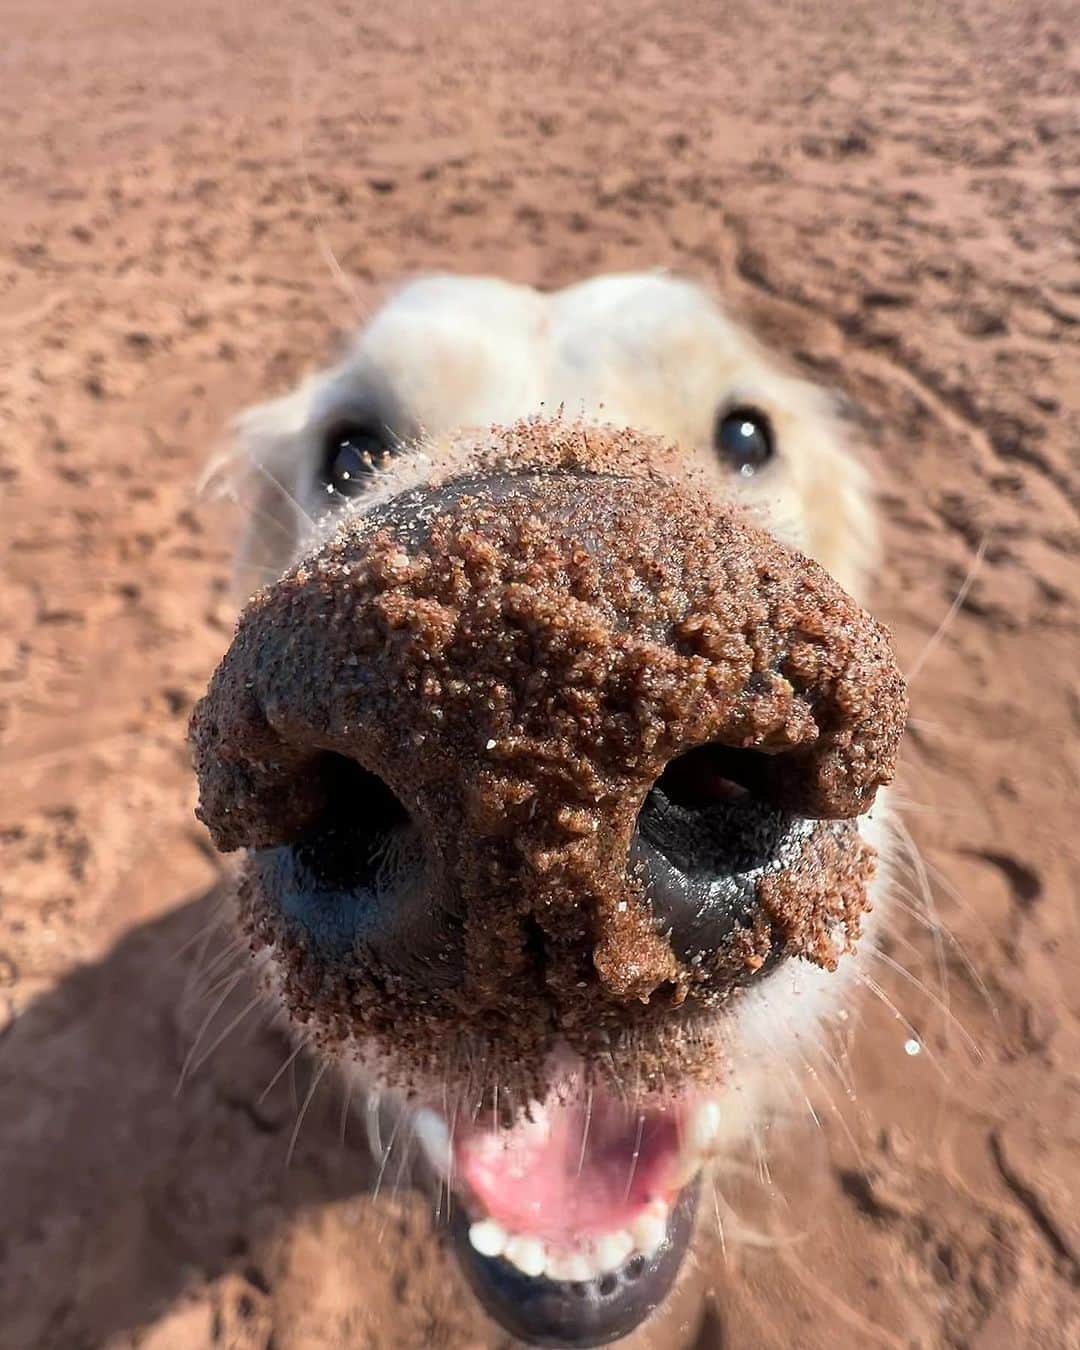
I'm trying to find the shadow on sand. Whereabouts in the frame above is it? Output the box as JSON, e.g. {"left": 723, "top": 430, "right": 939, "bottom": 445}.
{"left": 1, "top": 887, "right": 721, "bottom": 1349}
{"left": 0, "top": 886, "right": 380, "bottom": 1348}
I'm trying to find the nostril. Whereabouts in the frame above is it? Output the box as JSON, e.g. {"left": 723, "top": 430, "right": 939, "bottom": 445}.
{"left": 633, "top": 744, "right": 812, "bottom": 971}
{"left": 652, "top": 744, "right": 768, "bottom": 809}
{"left": 249, "top": 753, "right": 432, "bottom": 964}
{"left": 288, "top": 756, "right": 415, "bottom": 891}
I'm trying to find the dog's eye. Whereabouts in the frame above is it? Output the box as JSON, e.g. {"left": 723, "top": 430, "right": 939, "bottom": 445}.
{"left": 714, "top": 406, "right": 774, "bottom": 476}
{"left": 321, "top": 423, "right": 394, "bottom": 498}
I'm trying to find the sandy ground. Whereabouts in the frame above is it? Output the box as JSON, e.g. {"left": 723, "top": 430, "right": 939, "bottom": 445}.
{"left": 1, "top": 0, "right": 1078, "bottom": 1346}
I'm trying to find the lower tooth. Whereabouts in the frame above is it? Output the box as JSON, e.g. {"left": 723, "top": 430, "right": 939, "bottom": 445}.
{"left": 686, "top": 1100, "right": 722, "bottom": 1154}
{"left": 595, "top": 1230, "right": 634, "bottom": 1273}
{"left": 505, "top": 1235, "right": 547, "bottom": 1278}
{"left": 468, "top": 1219, "right": 508, "bottom": 1259}
{"left": 411, "top": 1108, "right": 451, "bottom": 1177}
{"left": 545, "top": 1251, "right": 580, "bottom": 1282}
{"left": 557, "top": 1251, "right": 595, "bottom": 1283}
{"left": 631, "top": 1207, "right": 667, "bottom": 1256}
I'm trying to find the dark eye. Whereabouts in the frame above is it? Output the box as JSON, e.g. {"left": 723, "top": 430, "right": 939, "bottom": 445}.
{"left": 321, "top": 423, "right": 394, "bottom": 498}
{"left": 714, "top": 406, "right": 774, "bottom": 476}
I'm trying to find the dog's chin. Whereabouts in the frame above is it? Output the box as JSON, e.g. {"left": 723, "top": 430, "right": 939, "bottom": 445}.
{"left": 394, "top": 1069, "right": 727, "bottom": 1347}
{"left": 447, "top": 1179, "right": 700, "bottom": 1348}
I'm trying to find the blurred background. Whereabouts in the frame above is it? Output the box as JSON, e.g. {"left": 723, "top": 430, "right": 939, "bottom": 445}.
{"left": 1, "top": 0, "right": 1077, "bottom": 1346}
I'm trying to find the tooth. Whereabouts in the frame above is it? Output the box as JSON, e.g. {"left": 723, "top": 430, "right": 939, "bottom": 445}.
{"left": 468, "top": 1219, "right": 508, "bottom": 1259}
{"left": 686, "top": 1100, "right": 722, "bottom": 1154}
{"left": 631, "top": 1207, "right": 668, "bottom": 1256}
{"left": 363, "top": 1093, "right": 385, "bottom": 1162}
{"left": 411, "top": 1108, "right": 451, "bottom": 1177}
{"left": 545, "top": 1251, "right": 578, "bottom": 1282}
{"left": 505, "top": 1235, "right": 547, "bottom": 1278}
{"left": 549, "top": 1250, "right": 594, "bottom": 1283}
{"left": 594, "top": 1230, "right": 634, "bottom": 1273}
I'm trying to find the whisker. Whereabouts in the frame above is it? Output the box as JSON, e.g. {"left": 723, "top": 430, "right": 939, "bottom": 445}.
{"left": 173, "top": 907, "right": 230, "bottom": 965}
{"left": 916, "top": 860, "right": 1001, "bottom": 1019}
{"left": 175, "top": 969, "right": 245, "bottom": 1095}
{"left": 891, "top": 816, "right": 953, "bottom": 1049}
{"left": 622, "top": 1112, "right": 646, "bottom": 1204}
{"left": 752, "top": 1125, "right": 772, "bottom": 1189}
{"left": 803, "top": 1042, "right": 867, "bottom": 1167}
{"left": 780, "top": 1250, "right": 905, "bottom": 1349}
{"left": 576, "top": 1086, "right": 594, "bottom": 1177}
{"left": 180, "top": 926, "right": 236, "bottom": 1012}
{"left": 851, "top": 968, "right": 946, "bottom": 1079}
{"left": 243, "top": 461, "right": 317, "bottom": 533}
{"left": 185, "top": 951, "right": 246, "bottom": 1009}
{"left": 388, "top": 1128, "right": 413, "bottom": 1204}
{"left": 257, "top": 1038, "right": 306, "bottom": 1105}
{"left": 889, "top": 795, "right": 972, "bottom": 820}
{"left": 905, "top": 533, "right": 988, "bottom": 684}
{"left": 195, "top": 935, "right": 244, "bottom": 981}
{"left": 445, "top": 1086, "right": 459, "bottom": 1223}
{"left": 378, "top": 1133, "right": 417, "bottom": 1244}
{"left": 372, "top": 1109, "right": 405, "bottom": 1204}
{"left": 712, "top": 1178, "right": 728, "bottom": 1262}
{"left": 286, "top": 1059, "right": 327, "bottom": 1168}
{"left": 189, "top": 990, "right": 265, "bottom": 1077}
{"left": 867, "top": 946, "right": 982, "bottom": 1062}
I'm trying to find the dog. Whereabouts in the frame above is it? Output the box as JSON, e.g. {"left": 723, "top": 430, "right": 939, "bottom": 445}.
{"left": 191, "top": 272, "right": 905, "bottom": 1347}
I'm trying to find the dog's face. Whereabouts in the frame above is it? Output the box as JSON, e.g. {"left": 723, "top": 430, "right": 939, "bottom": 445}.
{"left": 192, "top": 274, "right": 904, "bottom": 1348}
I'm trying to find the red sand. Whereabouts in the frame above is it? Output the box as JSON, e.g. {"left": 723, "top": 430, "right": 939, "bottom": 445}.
{"left": 1, "top": 0, "right": 1077, "bottom": 1347}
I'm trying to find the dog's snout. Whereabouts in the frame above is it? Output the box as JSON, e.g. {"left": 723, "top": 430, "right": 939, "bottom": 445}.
{"left": 190, "top": 425, "right": 906, "bottom": 1084}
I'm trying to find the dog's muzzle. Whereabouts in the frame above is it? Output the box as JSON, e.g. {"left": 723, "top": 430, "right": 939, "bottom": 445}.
{"left": 190, "top": 424, "right": 906, "bottom": 1347}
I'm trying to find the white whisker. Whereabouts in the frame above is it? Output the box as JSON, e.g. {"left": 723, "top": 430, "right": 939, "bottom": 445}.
{"left": 851, "top": 968, "right": 946, "bottom": 1079}
{"left": 576, "top": 1086, "right": 594, "bottom": 1177}
{"left": 622, "top": 1113, "right": 646, "bottom": 1204}
{"left": 189, "top": 990, "right": 265, "bottom": 1077}
{"left": 175, "top": 969, "right": 245, "bottom": 1095}
{"left": 286, "top": 1059, "right": 328, "bottom": 1168}
{"left": 257, "top": 1039, "right": 306, "bottom": 1105}
{"left": 906, "top": 534, "right": 988, "bottom": 684}
{"left": 867, "top": 946, "right": 981, "bottom": 1062}
{"left": 372, "top": 1109, "right": 405, "bottom": 1204}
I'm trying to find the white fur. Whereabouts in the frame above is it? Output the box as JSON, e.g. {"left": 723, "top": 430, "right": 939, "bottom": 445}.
{"left": 218, "top": 270, "right": 890, "bottom": 1148}
{"left": 220, "top": 272, "right": 878, "bottom": 603}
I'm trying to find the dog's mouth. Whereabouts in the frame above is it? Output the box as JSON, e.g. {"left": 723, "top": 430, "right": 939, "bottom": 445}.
{"left": 409, "top": 1078, "right": 715, "bottom": 1346}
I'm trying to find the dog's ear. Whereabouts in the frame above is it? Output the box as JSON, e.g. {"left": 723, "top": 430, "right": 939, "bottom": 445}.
{"left": 202, "top": 378, "right": 321, "bottom": 602}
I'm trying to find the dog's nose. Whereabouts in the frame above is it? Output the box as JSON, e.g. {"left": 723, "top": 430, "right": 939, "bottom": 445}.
{"left": 191, "top": 438, "right": 905, "bottom": 1078}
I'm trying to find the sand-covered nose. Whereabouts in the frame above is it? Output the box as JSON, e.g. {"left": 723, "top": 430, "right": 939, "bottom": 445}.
{"left": 190, "top": 423, "right": 906, "bottom": 1085}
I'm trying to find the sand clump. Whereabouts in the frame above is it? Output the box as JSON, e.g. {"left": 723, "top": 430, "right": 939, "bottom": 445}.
{"left": 190, "top": 422, "right": 905, "bottom": 1089}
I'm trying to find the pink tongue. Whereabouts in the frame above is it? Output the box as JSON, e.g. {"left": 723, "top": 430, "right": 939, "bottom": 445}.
{"left": 456, "top": 1103, "right": 680, "bottom": 1242}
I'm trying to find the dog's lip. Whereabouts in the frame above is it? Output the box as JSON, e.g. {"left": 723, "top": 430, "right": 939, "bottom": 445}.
{"left": 446, "top": 1178, "right": 700, "bottom": 1349}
